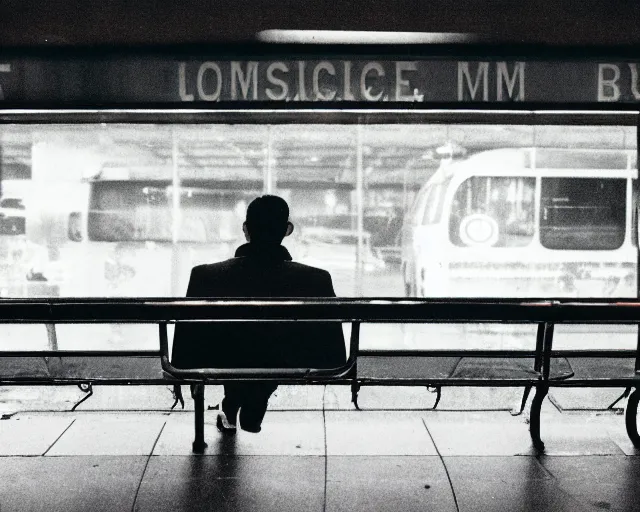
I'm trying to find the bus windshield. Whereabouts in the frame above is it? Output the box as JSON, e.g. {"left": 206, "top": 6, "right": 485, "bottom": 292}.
{"left": 87, "top": 181, "right": 251, "bottom": 243}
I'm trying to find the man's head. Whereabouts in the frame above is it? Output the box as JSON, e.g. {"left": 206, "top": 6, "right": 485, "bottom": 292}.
{"left": 243, "top": 195, "right": 294, "bottom": 244}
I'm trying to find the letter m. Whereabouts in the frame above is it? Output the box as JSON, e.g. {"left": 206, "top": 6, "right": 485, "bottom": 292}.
{"left": 231, "top": 62, "right": 258, "bottom": 100}
{"left": 497, "top": 62, "right": 525, "bottom": 101}
{"left": 458, "top": 62, "right": 489, "bottom": 101}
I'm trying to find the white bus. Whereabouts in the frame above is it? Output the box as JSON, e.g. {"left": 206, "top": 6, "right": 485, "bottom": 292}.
{"left": 401, "top": 148, "right": 638, "bottom": 298}
{"left": 28, "top": 176, "right": 258, "bottom": 298}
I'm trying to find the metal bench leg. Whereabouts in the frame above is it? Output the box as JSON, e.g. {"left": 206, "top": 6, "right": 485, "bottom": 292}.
{"left": 529, "top": 385, "right": 549, "bottom": 452}
{"left": 192, "top": 384, "right": 207, "bottom": 453}
{"left": 625, "top": 388, "right": 640, "bottom": 449}
{"left": 427, "top": 386, "right": 442, "bottom": 410}
{"left": 511, "top": 385, "right": 532, "bottom": 416}
{"left": 608, "top": 387, "right": 631, "bottom": 410}
{"left": 351, "top": 382, "right": 361, "bottom": 410}
{"left": 71, "top": 383, "right": 93, "bottom": 411}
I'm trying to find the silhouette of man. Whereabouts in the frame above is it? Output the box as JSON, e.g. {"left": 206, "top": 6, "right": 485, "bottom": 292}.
{"left": 172, "top": 195, "right": 346, "bottom": 433}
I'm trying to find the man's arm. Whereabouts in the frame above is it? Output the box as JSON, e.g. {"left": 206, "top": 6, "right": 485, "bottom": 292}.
{"left": 314, "top": 270, "right": 347, "bottom": 368}
{"left": 171, "top": 266, "right": 206, "bottom": 368}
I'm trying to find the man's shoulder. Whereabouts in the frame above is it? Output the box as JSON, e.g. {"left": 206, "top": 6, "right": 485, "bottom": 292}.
{"left": 284, "top": 261, "right": 332, "bottom": 279}
{"left": 191, "top": 259, "right": 239, "bottom": 275}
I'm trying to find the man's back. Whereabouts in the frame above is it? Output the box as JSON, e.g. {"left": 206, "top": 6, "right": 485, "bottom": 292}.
{"left": 171, "top": 243, "right": 346, "bottom": 371}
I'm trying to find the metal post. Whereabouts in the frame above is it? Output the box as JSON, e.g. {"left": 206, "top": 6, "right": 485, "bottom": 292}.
{"left": 636, "top": 118, "right": 640, "bottom": 372}
{"left": 355, "top": 125, "right": 364, "bottom": 296}
{"left": 192, "top": 383, "right": 207, "bottom": 452}
{"left": 170, "top": 128, "right": 181, "bottom": 296}
{"left": 264, "top": 126, "right": 274, "bottom": 194}
{"left": 530, "top": 321, "right": 554, "bottom": 451}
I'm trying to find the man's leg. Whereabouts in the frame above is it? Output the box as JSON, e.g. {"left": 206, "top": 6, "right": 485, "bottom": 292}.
{"left": 238, "top": 383, "right": 278, "bottom": 433}
{"left": 218, "top": 383, "right": 242, "bottom": 431}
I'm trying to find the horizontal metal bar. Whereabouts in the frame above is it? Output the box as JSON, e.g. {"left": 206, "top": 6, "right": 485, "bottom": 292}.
{"left": 551, "top": 350, "right": 638, "bottom": 357}
{"left": 360, "top": 350, "right": 539, "bottom": 358}
{"left": 359, "top": 350, "right": 638, "bottom": 358}
{"left": 0, "top": 298, "right": 639, "bottom": 323}
{"left": 0, "top": 351, "right": 160, "bottom": 357}
{"left": 0, "top": 108, "right": 636, "bottom": 126}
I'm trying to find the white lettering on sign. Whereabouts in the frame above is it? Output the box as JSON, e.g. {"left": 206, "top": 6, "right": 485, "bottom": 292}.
{"left": 296, "top": 61, "right": 308, "bottom": 101}
{"left": 629, "top": 64, "right": 640, "bottom": 100}
{"left": 458, "top": 62, "right": 489, "bottom": 101}
{"left": 265, "top": 62, "right": 289, "bottom": 100}
{"left": 0, "top": 64, "right": 11, "bottom": 100}
{"left": 178, "top": 63, "right": 194, "bottom": 101}
{"left": 312, "top": 61, "right": 336, "bottom": 100}
{"left": 196, "top": 62, "right": 222, "bottom": 101}
{"left": 395, "top": 61, "right": 417, "bottom": 101}
{"left": 598, "top": 64, "right": 621, "bottom": 102}
{"left": 231, "top": 61, "right": 258, "bottom": 100}
{"left": 497, "top": 62, "right": 525, "bottom": 101}
{"left": 343, "top": 61, "right": 355, "bottom": 100}
{"left": 360, "top": 62, "right": 385, "bottom": 101}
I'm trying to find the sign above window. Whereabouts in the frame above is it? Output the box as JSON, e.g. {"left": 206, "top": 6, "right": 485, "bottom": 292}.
{"left": 0, "top": 57, "right": 638, "bottom": 106}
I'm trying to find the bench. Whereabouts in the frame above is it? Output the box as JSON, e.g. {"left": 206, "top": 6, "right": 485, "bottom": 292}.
{"left": 0, "top": 298, "right": 639, "bottom": 453}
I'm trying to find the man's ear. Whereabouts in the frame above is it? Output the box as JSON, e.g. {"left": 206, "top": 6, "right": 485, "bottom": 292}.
{"left": 284, "top": 221, "right": 294, "bottom": 237}
{"left": 242, "top": 222, "right": 250, "bottom": 241}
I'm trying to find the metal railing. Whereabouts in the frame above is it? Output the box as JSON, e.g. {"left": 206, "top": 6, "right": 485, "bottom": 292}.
{"left": 0, "top": 297, "right": 639, "bottom": 383}
{"left": 1, "top": 297, "right": 640, "bottom": 452}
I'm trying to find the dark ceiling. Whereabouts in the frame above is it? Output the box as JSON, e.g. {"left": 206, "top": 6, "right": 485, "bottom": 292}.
{"left": 0, "top": 0, "right": 639, "bottom": 47}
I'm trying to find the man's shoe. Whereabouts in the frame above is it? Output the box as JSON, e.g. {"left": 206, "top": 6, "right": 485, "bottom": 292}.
{"left": 216, "top": 411, "right": 237, "bottom": 434}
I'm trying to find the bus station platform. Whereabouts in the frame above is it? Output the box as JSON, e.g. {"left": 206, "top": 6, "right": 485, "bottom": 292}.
{"left": 0, "top": 396, "right": 639, "bottom": 512}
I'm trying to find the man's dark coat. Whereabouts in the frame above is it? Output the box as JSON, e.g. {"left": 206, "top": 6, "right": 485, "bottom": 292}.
{"left": 171, "top": 243, "right": 346, "bottom": 370}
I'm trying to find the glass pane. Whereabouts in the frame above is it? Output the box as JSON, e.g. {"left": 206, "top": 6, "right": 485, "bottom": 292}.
{"left": 449, "top": 177, "right": 535, "bottom": 248}
{"left": 540, "top": 178, "right": 626, "bottom": 250}
{"left": 0, "top": 122, "right": 637, "bottom": 353}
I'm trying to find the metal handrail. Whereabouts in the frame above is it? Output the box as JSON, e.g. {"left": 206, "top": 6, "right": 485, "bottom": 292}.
{"left": 0, "top": 297, "right": 640, "bottom": 323}
{"left": 0, "top": 298, "right": 639, "bottom": 381}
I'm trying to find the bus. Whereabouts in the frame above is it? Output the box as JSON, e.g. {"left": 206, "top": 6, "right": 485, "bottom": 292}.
{"left": 27, "top": 173, "right": 258, "bottom": 298}
{"left": 401, "top": 147, "right": 638, "bottom": 299}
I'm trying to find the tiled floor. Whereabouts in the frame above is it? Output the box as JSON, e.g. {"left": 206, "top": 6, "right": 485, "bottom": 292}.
{"left": 0, "top": 408, "right": 639, "bottom": 511}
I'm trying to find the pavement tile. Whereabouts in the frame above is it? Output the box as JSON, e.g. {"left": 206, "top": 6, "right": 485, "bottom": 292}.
{"left": 45, "top": 413, "right": 167, "bottom": 456}
{"left": 154, "top": 411, "right": 325, "bottom": 455}
{"left": 135, "top": 456, "right": 324, "bottom": 512}
{"left": 445, "top": 457, "right": 595, "bottom": 512}
{"left": 326, "top": 456, "right": 456, "bottom": 512}
{"left": 603, "top": 417, "right": 640, "bottom": 456}
{"left": 537, "top": 417, "right": 626, "bottom": 455}
{"left": 325, "top": 410, "right": 436, "bottom": 455}
{"left": 0, "top": 456, "right": 146, "bottom": 512}
{"left": 539, "top": 456, "right": 640, "bottom": 512}
{"left": 424, "top": 411, "right": 537, "bottom": 456}
{"left": 0, "top": 414, "right": 74, "bottom": 456}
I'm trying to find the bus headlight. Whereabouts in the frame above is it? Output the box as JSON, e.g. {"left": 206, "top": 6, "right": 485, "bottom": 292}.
{"left": 459, "top": 214, "right": 499, "bottom": 247}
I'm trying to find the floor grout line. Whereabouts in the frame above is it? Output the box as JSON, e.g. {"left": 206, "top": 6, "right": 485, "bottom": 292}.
{"left": 42, "top": 418, "right": 76, "bottom": 456}
{"left": 421, "top": 417, "right": 460, "bottom": 512}
{"left": 131, "top": 420, "right": 167, "bottom": 512}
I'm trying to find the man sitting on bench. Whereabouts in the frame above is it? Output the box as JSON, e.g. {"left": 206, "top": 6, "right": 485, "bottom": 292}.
{"left": 172, "top": 195, "right": 346, "bottom": 433}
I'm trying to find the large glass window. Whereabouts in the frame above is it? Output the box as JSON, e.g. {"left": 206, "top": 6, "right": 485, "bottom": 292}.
{"left": 0, "top": 122, "right": 636, "bottom": 353}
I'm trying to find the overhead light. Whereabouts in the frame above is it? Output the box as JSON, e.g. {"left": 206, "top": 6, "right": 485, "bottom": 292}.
{"left": 256, "top": 30, "right": 478, "bottom": 44}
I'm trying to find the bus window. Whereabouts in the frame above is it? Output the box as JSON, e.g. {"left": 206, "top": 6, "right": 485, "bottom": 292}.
{"left": 87, "top": 181, "right": 252, "bottom": 243}
{"left": 540, "top": 178, "right": 626, "bottom": 250}
{"left": 449, "top": 177, "right": 535, "bottom": 247}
